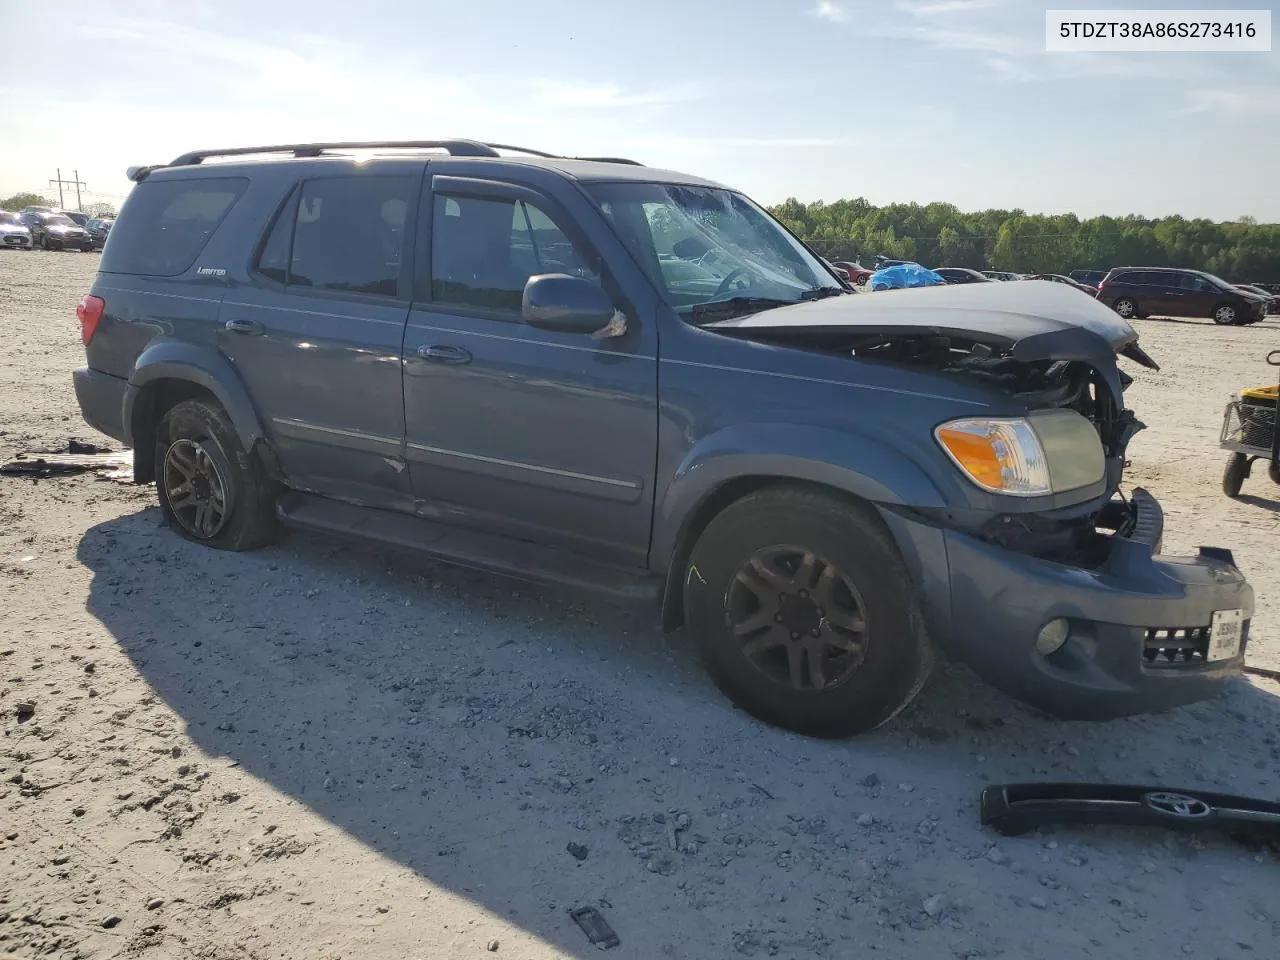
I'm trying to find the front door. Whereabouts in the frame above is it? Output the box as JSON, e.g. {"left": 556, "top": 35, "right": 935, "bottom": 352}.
{"left": 218, "top": 168, "right": 422, "bottom": 510}
{"left": 402, "top": 174, "right": 658, "bottom": 567}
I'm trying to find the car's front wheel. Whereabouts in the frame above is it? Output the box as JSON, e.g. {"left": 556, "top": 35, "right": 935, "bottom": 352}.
{"left": 683, "top": 486, "right": 932, "bottom": 738}
{"left": 155, "top": 398, "right": 279, "bottom": 551}
{"left": 1213, "top": 303, "right": 1238, "bottom": 325}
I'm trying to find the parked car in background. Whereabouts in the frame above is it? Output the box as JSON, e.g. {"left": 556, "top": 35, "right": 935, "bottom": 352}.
{"left": 831, "top": 260, "right": 874, "bottom": 286}
{"left": 821, "top": 259, "right": 852, "bottom": 284}
{"left": 85, "top": 218, "right": 114, "bottom": 251}
{"left": 1026, "top": 273, "right": 1098, "bottom": 296}
{"left": 1097, "top": 267, "right": 1268, "bottom": 325}
{"left": 63, "top": 211, "right": 90, "bottom": 227}
{"left": 20, "top": 210, "right": 93, "bottom": 251}
{"left": 1069, "top": 269, "right": 1107, "bottom": 287}
{"left": 1234, "top": 284, "right": 1280, "bottom": 316}
{"left": 0, "top": 210, "right": 34, "bottom": 249}
{"left": 933, "top": 267, "right": 993, "bottom": 284}
{"left": 981, "top": 270, "right": 1023, "bottom": 281}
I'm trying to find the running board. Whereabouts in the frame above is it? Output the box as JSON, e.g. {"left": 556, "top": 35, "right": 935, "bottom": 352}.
{"left": 981, "top": 782, "right": 1280, "bottom": 843}
{"left": 276, "top": 492, "right": 661, "bottom": 601}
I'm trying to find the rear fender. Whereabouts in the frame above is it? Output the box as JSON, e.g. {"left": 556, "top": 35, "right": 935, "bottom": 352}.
{"left": 125, "top": 339, "right": 267, "bottom": 452}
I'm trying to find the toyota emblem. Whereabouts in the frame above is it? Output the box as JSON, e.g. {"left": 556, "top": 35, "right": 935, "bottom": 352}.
{"left": 1142, "top": 791, "right": 1213, "bottom": 819}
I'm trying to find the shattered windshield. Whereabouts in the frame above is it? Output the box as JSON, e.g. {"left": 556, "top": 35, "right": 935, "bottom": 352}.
{"left": 586, "top": 182, "right": 840, "bottom": 317}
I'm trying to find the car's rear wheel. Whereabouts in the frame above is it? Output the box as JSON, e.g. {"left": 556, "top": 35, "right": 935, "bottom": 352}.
{"left": 1213, "top": 304, "right": 1238, "bottom": 325}
{"left": 1113, "top": 297, "right": 1137, "bottom": 319}
{"left": 1222, "top": 453, "right": 1249, "bottom": 498}
{"left": 683, "top": 486, "right": 932, "bottom": 738}
{"left": 155, "top": 398, "right": 279, "bottom": 551}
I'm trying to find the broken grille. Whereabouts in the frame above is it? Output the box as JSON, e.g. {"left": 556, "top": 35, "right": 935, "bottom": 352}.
{"left": 1143, "top": 626, "right": 1209, "bottom": 667}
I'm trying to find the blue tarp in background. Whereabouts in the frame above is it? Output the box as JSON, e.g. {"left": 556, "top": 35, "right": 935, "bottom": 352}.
{"left": 869, "top": 263, "right": 946, "bottom": 291}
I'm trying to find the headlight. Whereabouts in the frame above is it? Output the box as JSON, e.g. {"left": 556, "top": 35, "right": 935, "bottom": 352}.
{"left": 935, "top": 410, "right": 1104, "bottom": 497}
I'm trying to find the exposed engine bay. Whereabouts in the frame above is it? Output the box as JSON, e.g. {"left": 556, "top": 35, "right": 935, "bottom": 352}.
{"left": 716, "top": 324, "right": 1153, "bottom": 564}
{"left": 852, "top": 334, "right": 1151, "bottom": 563}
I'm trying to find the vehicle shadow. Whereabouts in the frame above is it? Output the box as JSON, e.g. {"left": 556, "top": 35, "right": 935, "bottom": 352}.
{"left": 78, "top": 507, "right": 1280, "bottom": 958}
{"left": 1237, "top": 492, "right": 1280, "bottom": 513}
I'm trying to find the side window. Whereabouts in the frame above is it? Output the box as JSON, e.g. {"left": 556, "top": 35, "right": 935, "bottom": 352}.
{"left": 99, "top": 178, "right": 248, "bottom": 277}
{"left": 431, "top": 193, "right": 598, "bottom": 314}
{"left": 266, "top": 176, "right": 413, "bottom": 298}
{"left": 255, "top": 191, "right": 296, "bottom": 285}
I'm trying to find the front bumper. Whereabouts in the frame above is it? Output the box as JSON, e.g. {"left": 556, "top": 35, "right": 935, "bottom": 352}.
{"left": 73, "top": 367, "right": 129, "bottom": 443}
{"left": 891, "top": 490, "right": 1253, "bottom": 719}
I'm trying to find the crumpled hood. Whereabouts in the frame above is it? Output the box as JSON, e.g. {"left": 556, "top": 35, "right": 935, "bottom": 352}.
{"left": 708, "top": 279, "right": 1138, "bottom": 348}
{"left": 706, "top": 279, "right": 1156, "bottom": 401}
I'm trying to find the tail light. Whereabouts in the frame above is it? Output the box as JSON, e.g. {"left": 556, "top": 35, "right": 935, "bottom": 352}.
{"left": 1096, "top": 280, "right": 1106, "bottom": 297}
{"left": 77, "top": 294, "right": 105, "bottom": 345}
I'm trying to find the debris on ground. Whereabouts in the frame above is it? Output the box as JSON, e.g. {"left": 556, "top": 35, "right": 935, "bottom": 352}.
{"left": 1, "top": 441, "right": 132, "bottom": 481}
{"left": 569, "top": 906, "right": 619, "bottom": 948}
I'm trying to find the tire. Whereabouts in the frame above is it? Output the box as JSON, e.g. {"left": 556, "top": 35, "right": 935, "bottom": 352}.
{"left": 855, "top": 274, "right": 868, "bottom": 286}
{"left": 683, "top": 486, "right": 932, "bottom": 738}
{"left": 1112, "top": 297, "right": 1137, "bottom": 319}
{"left": 1222, "top": 453, "right": 1248, "bottom": 498}
{"left": 1213, "top": 303, "right": 1238, "bottom": 325}
{"left": 155, "top": 398, "right": 279, "bottom": 551}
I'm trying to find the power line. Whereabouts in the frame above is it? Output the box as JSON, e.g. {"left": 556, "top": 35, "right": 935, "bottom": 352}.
{"left": 48, "top": 168, "right": 88, "bottom": 211}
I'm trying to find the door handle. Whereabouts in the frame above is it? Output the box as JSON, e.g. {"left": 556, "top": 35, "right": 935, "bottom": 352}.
{"left": 417, "top": 344, "right": 472, "bottom": 364}
{"left": 224, "top": 319, "right": 264, "bottom": 336}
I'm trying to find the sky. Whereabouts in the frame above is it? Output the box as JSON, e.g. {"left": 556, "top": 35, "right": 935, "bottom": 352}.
{"left": 0, "top": 0, "right": 1275, "bottom": 220}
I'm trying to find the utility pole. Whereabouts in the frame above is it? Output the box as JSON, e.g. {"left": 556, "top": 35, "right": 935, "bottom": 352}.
{"left": 48, "top": 168, "right": 88, "bottom": 211}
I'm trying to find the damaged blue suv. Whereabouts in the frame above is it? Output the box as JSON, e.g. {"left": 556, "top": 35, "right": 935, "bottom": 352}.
{"left": 72, "top": 140, "right": 1252, "bottom": 737}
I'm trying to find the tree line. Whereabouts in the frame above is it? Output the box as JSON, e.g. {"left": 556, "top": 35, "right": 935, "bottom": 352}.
{"left": 768, "top": 198, "right": 1280, "bottom": 282}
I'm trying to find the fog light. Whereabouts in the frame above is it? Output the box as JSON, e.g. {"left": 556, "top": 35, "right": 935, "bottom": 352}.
{"left": 1036, "top": 618, "right": 1070, "bottom": 656}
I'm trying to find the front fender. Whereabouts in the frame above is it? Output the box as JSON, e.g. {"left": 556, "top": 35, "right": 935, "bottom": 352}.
{"left": 652, "top": 422, "right": 949, "bottom": 569}
{"left": 124, "top": 339, "right": 266, "bottom": 449}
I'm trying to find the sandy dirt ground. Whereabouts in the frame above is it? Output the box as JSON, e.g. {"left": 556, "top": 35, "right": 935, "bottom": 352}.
{"left": 2, "top": 251, "right": 1278, "bottom": 960}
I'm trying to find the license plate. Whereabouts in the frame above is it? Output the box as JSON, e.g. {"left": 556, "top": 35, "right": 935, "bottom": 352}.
{"left": 1207, "top": 609, "right": 1243, "bottom": 662}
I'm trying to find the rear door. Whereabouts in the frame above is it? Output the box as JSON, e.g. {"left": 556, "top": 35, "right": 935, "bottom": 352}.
{"left": 217, "top": 166, "right": 422, "bottom": 510}
{"left": 1152, "top": 272, "right": 1197, "bottom": 318}
{"left": 402, "top": 173, "right": 658, "bottom": 567}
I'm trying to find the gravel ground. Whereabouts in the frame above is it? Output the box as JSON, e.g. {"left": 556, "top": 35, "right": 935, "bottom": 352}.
{"left": 2, "top": 250, "right": 1278, "bottom": 960}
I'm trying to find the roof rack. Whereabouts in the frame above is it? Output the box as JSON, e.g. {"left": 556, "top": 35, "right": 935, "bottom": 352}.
{"left": 485, "top": 143, "right": 642, "bottom": 165}
{"left": 127, "top": 140, "right": 643, "bottom": 182}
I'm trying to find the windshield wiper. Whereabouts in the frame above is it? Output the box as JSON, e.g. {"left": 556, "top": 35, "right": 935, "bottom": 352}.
{"left": 799, "top": 286, "right": 847, "bottom": 301}
{"left": 688, "top": 296, "right": 794, "bottom": 322}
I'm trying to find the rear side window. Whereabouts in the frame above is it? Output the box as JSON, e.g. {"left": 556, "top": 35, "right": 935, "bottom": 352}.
{"left": 255, "top": 176, "right": 414, "bottom": 298}
{"left": 100, "top": 177, "right": 247, "bottom": 276}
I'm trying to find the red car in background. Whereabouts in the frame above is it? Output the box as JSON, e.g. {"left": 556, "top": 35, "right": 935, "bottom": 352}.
{"left": 831, "top": 260, "right": 874, "bottom": 286}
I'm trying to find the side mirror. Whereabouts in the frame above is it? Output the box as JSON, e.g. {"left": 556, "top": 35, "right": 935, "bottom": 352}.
{"left": 522, "top": 274, "right": 614, "bottom": 334}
